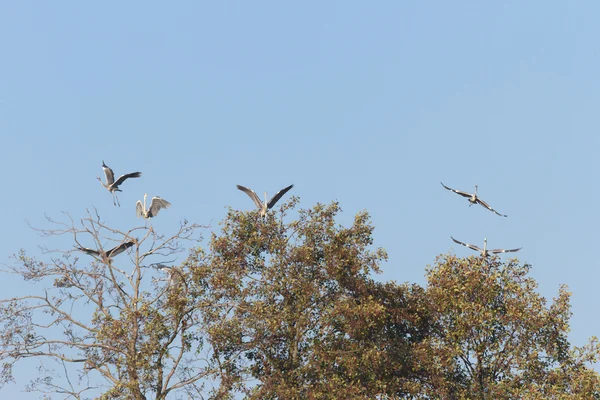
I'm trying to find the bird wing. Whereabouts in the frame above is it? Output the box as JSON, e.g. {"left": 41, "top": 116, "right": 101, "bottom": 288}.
{"left": 136, "top": 200, "right": 144, "bottom": 218}
{"left": 78, "top": 246, "right": 100, "bottom": 256}
{"left": 106, "top": 241, "right": 135, "bottom": 258}
{"left": 237, "top": 185, "right": 263, "bottom": 209}
{"left": 148, "top": 197, "right": 171, "bottom": 217}
{"left": 112, "top": 172, "right": 142, "bottom": 189}
{"left": 476, "top": 198, "right": 507, "bottom": 217}
{"left": 267, "top": 184, "right": 294, "bottom": 209}
{"left": 450, "top": 236, "right": 483, "bottom": 252}
{"left": 102, "top": 161, "right": 115, "bottom": 185}
{"left": 440, "top": 182, "right": 472, "bottom": 199}
{"left": 489, "top": 247, "right": 522, "bottom": 254}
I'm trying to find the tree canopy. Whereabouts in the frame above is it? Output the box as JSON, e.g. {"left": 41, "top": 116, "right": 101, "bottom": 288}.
{"left": 1, "top": 201, "right": 598, "bottom": 399}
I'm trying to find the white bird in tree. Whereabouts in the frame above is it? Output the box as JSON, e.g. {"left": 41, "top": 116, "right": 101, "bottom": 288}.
{"left": 77, "top": 241, "right": 135, "bottom": 259}
{"left": 441, "top": 182, "right": 507, "bottom": 217}
{"left": 160, "top": 266, "right": 182, "bottom": 283}
{"left": 97, "top": 161, "right": 142, "bottom": 206}
{"left": 136, "top": 194, "right": 171, "bottom": 219}
{"left": 236, "top": 184, "right": 294, "bottom": 218}
{"left": 451, "top": 237, "right": 521, "bottom": 257}
{"left": 156, "top": 266, "right": 186, "bottom": 291}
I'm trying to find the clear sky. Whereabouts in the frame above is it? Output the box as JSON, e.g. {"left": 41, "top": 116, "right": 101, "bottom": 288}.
{"left": 1, "top": 1, "right": 599, "bottom": 397}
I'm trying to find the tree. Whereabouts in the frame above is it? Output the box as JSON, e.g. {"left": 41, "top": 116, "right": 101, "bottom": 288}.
{"left": 411, "top": 254, "right": 600, "bottom": 399}
{"left": 2, "top": 203, "right": 599, "bottom": 399}
{"left": 192, "top": 200, "right": 431, "bottom": 399}
{"left": 0, "top": 210, "right": 221, "bottom": 399}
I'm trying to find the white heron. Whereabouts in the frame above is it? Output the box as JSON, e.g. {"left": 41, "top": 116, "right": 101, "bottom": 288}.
{"left": 136, "top": 194, "right": 171, "bottom": 219}
{"left": 236, "top": 184, "right": 294, "bottom": 218}
{"left": 77, "top": 241, "right": 135, "bottom": 259}
{"left": 97, "top": 161, "right": 142, "bottom": 206}
{"left": 451, "top": 237, "right": 521, "bottom": 257}
{"left": 441, "top": 182, "right": 507, "bottom": 217}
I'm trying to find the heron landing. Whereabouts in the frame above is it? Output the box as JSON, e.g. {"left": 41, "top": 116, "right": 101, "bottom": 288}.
{"left": 136, "top": 194, "right": 171, "bottom": 220}
{"left": 97, "top": 161, "right": 142, "bottom": 206}
{"left": 441, "top": 182, "right": 507, "bottom": 217}
{"left": 450, "top": 237, "right": 521, "bottom": 257}
{"left": 237, "top": 184, "right": 294, "bottom": 219}
{"left": 77, "top": 241, "right": 135, "bottom": 260}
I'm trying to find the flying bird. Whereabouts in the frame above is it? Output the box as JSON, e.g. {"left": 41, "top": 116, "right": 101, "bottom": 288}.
{"left": 441, "top": 182, "right": 507, "bottom": 217}
{"left": 450, "top": 237, "right": 521, "bottom": 257}
{"left": 77, "top": 241, "right": 135, "bottom": 259}
{"left": 97, "top": 161, "right": 142, "bottom": 206}
{"left": 136, "top": 194, "right": 171, "bottom": 219}
{"left": 236, "top": 184, "right": 294, "bottom": 218}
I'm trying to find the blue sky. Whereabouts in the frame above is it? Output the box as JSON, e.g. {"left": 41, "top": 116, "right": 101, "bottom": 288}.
{"left": 1, "top": 2, "right": 599, "bottom": 397}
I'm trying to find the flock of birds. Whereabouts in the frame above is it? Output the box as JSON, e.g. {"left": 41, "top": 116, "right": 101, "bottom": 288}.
{"left": 78, "top": 161, "right": 519, "bottom": 261}
{"left": 78, "top": 161, "right": 295, "bottom": 259}
{"left": 441, "top": 182, "right": 522, "bottom": 257}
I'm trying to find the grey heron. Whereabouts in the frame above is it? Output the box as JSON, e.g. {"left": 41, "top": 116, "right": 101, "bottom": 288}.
{"left": 77, "top": 241, "right": 135, "bottom": 259}
{"left": 236, "top": 184, "right": 294, "bottom": 218}
{"left": 136, "top": 194, "right": 171, "bottom": 219}
{"left": 450, "top": 237, "right": 521, "bottom": 257}
{"left": 155, "top": 266, "right": 187, "bottom": 295}
{"left": 97, "top": 161, "right": 142, "bottom": 206}
{"left": 159, "top": 266, "right": 183, "bottom": 285}
{"left": 441, "top": 182, "right": 507, "bottom": 217}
